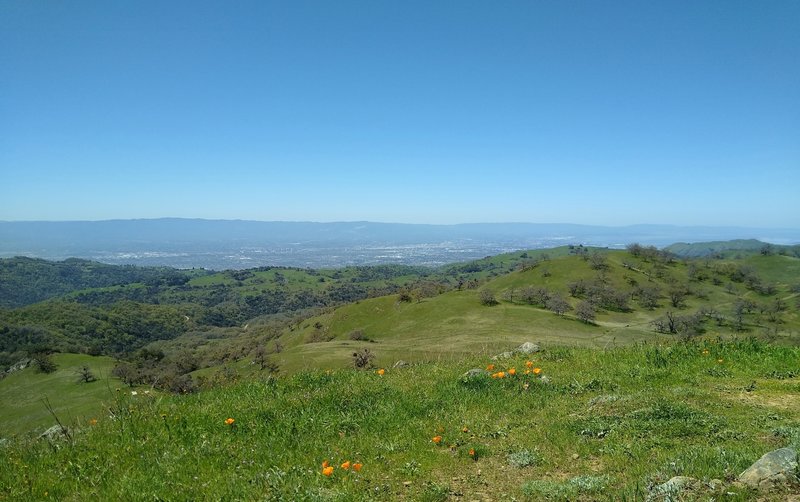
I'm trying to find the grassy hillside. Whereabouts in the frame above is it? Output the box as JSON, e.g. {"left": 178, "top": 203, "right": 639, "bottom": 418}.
{"left": 665, "top": 239, "right": 800, "bottom": 258}
{"left": 273, "top": 250, "right": 800, "bottom": 373}
{"left": 0, "top": 353, "right": 121, "bottom": 436}
{"left": 1, "top": 340, "right": 798, "bottom": 500}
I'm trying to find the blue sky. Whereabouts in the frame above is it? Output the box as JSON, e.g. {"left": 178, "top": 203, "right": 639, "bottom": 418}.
{"left": 1, "top": 1, "right": 798, "bottom": 226}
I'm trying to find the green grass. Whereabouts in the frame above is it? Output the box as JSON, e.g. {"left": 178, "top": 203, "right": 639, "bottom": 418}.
{"left": 1, "top": 339, "right": 798, "bottom": 500}
{"left": 272, "top": 251, "right": 800, "bottom": 373}
{"left": 0, "top": 354, "right": 121, "bottom": 437}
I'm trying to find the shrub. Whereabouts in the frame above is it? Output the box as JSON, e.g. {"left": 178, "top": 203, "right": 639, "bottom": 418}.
{"left": 352, "top": 348, "right": 375, "bottom": 369}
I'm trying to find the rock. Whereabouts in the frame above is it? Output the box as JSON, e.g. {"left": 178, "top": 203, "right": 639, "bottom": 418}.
{"left": 491, "top": 351, "right": 514, "bottom": 361}
{"left": 588, "top": 394, "right": 620, "bottom": 406}
{"left": 39, "top": 425, "right": 69, "bottom": 442}
{"left": 393, "top": 360, "right": 409, "bottom": 368}
{"left": 647, "top": 476, "right": 697, "bottom": 501}
{"left": 462, "top": 368, "right": 488, "bottom": 379}
{"left": 738, "top": 447, "right": 799, "bottom": 491}
{"left": 6, "top": 358, "right": 31, "bottom": 375}
{"left": 516, "top": 342, "right": 541, "bottom": 354}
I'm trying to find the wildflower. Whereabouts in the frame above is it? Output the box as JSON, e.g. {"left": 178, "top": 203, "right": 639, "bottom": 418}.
{"left": 377, "top": 368, "right": 385, "bottom": 376}
{"left": 533, "top": 367, "right": 542, "bottom": 375}
{"left": 131, "top": 391, "right": 138, "bottom": 396}
{"left": 224, "top": 418, "right": 235, "bottom": 426}
{"left": 524, "top": 369, "right": 531, "bottom": 375}
{"left": 353, "top": 462, "right": 363, "bottom": 472}
{"left": 322, "top": 466, "right": 334, "bottom": 477}
{"left": 469, "top": 448, "right": 477, "bottom": 460}
{"left": 88, "top": 419, "right": 98, "bottom": 426}
{"left": 341, "top": 460, "right": 351, "bottom": 470}
{"left": 508, "top": 368, "right": 516, "bottom": 376}
{"left": 462, "top": 426, "right": 469, "bottom": 433}
{"left": 525, "top": 360, "right": 533, "bottom": 368}
{"left": 717, "top": 359, "right": 724, "bottom": 364}
{"left": 486, "top": 364, "right": 495, "bottom": 371}
{"left": 702, "top": 349, "right": 709, "bottom": 355}
{"left": 322, "top": 460, "right": 330, "bottom": 468}
{"left": 497, "top": 371, "right": 506, "bottom": 379}
{"left": 432, "top": 435, "right": 442, "bottom": 444}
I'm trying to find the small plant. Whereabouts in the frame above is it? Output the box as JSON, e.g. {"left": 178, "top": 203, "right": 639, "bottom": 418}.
{"left": 507, "top": 449, "right": 539, "bottom": 468}
{"left": 348, "top": 329, "right": 368, "bottom": 341}
{"left": 522, "top": 475, "right": 611, "bottom": 499}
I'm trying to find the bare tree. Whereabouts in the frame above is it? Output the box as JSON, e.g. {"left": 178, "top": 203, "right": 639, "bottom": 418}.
{"left": 575, "top": 301, "right": 596, "bottom": 324}
{"left": 546, "top": 293, "right": 570, "bottom": 316}
{"left": 479, "top": 289, "right": 498, "bottom": 306}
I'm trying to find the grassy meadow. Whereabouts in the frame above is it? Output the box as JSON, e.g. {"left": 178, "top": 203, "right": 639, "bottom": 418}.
{"left": 1, "top": 339, "right": 799, "bottom": 500}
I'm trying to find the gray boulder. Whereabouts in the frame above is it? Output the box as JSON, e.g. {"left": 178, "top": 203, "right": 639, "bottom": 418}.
{"left": 738, "top": 447, "right": 799, "bottom": 491}
{"left": 462, "top": 368, "right": 488, "bottom": 379}
{"left": 39, "top": 425, "right": 69, "bottom": 442}
{"left": 647, "top": 476, "right": 697, "bottom": 501}
{"left": 516, "top": 342, "right": 541, "bottom": 354}
{"left": 491, "top": 351, "right": 514, "bottom": 361}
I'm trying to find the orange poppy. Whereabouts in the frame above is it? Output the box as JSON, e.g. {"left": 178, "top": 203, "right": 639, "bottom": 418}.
{"left": 322, "top": 466, "right": 334, "bottom": 477}
{"left": 88, "top": 419, "right": 98, "bottom": 426}
{"left": 525, "top": 360, "right": 534, "bottom": 368}
{"left": 508, "top": 368, "right": 516, "bottom": 376}
{"left": 341, "top": 460, "right": 351, "bottom": 470}
{"left": 432, "top": 435, "right": 442, "bottom": 444}
{"left": 377, "top": 368, "right": 385, "bottom": 376}
{"left": 486, "top": 364, "right": 495, "bottom": 371}
{"left": 322, "top": 460, "right": 330, "bottom": 468}
{"left": 353, "top": 462, "right": 363, "bottom": 472}
{"left": 533, "top": 367, "right": 542, "bottom": 375}
{"left": 224, "top": 418, "right": 235, "bottom": 426}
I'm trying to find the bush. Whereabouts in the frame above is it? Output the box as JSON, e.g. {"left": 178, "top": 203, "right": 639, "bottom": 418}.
{"left": 32, "top": 353, "right": 57, "bottom": 374}
{"left": 479, "top": 289, "right": 497, "bottom": 306}
{"left": 352, "top": 348, "right": 375, "bottom": 369}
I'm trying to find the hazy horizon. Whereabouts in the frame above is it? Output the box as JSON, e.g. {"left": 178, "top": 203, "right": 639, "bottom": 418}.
{"left": 2, "top": 2, "right": 798, "bottom": 227}
{"left": 1, "top": 216, "right": 799, "bottom": 231}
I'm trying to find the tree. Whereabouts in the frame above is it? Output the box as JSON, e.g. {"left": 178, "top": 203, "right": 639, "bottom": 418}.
{"left": 479, "top": 289, "right": 498, "bottom": 306}
{"left": 588, "top": 251, "right": 608, "bottom": 271}
{"left": 575, "top": 301, "right": 596, "bottom": 324}
{"left": 636, "top": 286, "right": 660, "bottom": 310}
{"left": 76, "top": 364, "right": 96, "bottom": 383}
{"left": 546, "top": 294, "right": 570, "bottom": 316}
{"left": 32, "top": 352, "right": 57, "bottom": 374}
{"left": 352, "top": 348, "right": 375, "bottom": 369}
{"left": 668, "top": 287, "right": 687, "bottom": 309}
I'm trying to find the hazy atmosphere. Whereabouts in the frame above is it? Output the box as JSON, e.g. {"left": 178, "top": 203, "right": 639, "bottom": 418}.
{"left": 2, "top": 1, "right": 798, "bottom": 226}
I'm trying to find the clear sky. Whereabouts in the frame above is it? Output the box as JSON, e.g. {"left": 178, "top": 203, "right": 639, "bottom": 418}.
{"left": 1, "top": 1, "right": 798, "bottom": 226}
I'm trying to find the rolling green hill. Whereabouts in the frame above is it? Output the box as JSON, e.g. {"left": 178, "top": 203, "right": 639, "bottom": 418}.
{"left": 272, "top": 249, "right": 800, "bottom": 373}
{"left": 0, "top": 353, "right": 121, "bottom": 436}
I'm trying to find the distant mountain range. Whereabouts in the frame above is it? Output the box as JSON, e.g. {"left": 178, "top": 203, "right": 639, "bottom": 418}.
{"left": 1, "top": 219, "right": 798, "bottom": 269}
